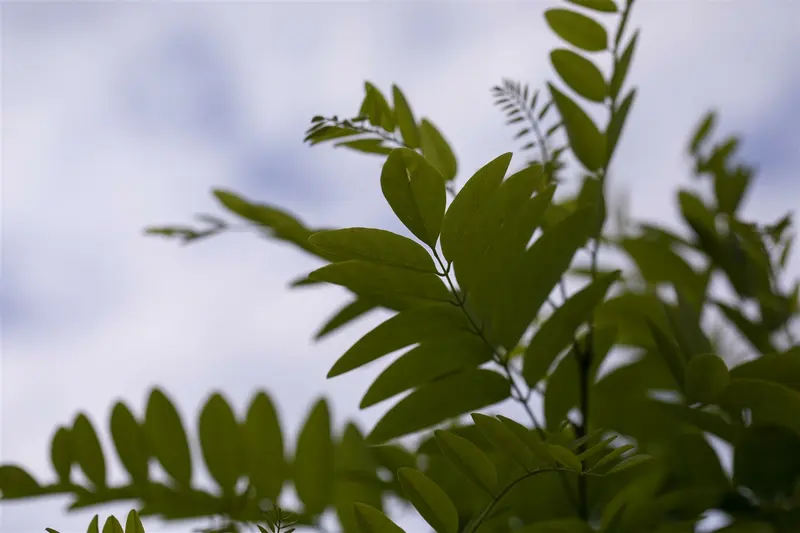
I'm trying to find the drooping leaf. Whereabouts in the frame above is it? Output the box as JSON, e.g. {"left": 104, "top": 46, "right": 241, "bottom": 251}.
{"left": 381, "top": 148, "right": 447, "bottom": 248}
{"left": 397, "top": 468, "right": 459, "bottom": 533}
{"left": 242, "top": 392, "right": 285, "bottom": 501}
{"left": 309, "top": 228, "right": 437, "bottom": 273}
{"left": 198, "top": 393, "right": 244, "bottom": 493}
{"left": 434, "top": 430, "right": 497, "bottom": 495}
{"left": 143, "top": 388, "right": 193, "bottom": 488}
{"left": 327, "top": 303, "right": 469, "bottom": 378}
{"left": 419, "top": 119, "right": 458, "bottom": 181}
{"left": 368, "top": 370, "right": 509, "bottom": 444}
{"left": 550, "top": 49, "right": 607, "bottom": 103}
{"left": 353, "top": 503, "right": 406, "bottom": 533}
{"left": 360, "top": 333, "right": 491, "bottom": 408}
{"left": 308, "top": 260, "right": 452, "bottom": 303}
{"left": 440, "top": 153, "right": 512, "bottom": 264}
{"left": 471, "top": 414, "right": 535, "bottom": 471}
{"left": 545, "top": 8, "right": 609, "bottom": 52}
{"left": 392, "top": 85, "right": 420, "bottom": 149}
{"left": 293, "top": 399, "right": 334, "bottom": 515}
{"left": 548, "top": 84, "right": 606, "bottom": 172}
{"left": 523, "top": 271, "right": 620, "bottom": 386}
{"left": 109, "top": 402, "right": 150, "bottom": 486}
{"left": 50, "top": 426, "right": 73, "bottom": 486}
{"left": 315, "top": 298, "right": 378, "bottom": 340}
{"left": 71, "top": 413, "right": 107, "bottom": 490}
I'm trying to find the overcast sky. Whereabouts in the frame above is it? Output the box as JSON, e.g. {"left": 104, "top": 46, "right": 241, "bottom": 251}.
{"left": 2, "top": 2, "right": 800, "bottom": 533}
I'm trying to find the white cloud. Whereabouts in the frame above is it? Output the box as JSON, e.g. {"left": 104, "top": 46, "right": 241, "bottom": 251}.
{"left": 2, "top": 1, "right": 799, "bottom": 532}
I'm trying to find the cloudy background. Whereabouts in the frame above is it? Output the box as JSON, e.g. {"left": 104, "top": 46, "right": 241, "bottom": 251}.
{"left": 2, "top": 1, "right": 799, "bottom": 532}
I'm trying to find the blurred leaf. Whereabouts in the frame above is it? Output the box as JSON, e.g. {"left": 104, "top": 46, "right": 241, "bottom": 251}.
{"left": 545, "top": 8, "right": 609, "bottom": 52}
{"left": 336, "top": 424, "right": 383, "bottom": 533}
{"left": 419, "top": 119, "right": 458, "bottom": 181}
{"left": 398, "top": 468, "right": 459, "bottom": 533}
{"left": 353, "top": 503, "right": 406, "bottom": 533}
{"left": 309, "top": 228, "right": 437, "bottom": 273}
{"left": 606, "top": 89, "right": 636, "bottom": 165}
{"left": 472, "top": 414, "right": 535, "bottom": 471}
{"left": 689, "top": 111, "right": 717, "bottom": 154}
{"left": 101, "top": 516, "right": 124, "bottom": 533}
{"left": 315, "top": 298, "right": 378, "bottom": 340}
{"left": 144, "top": 388, "right": 193, "bottom": 488}
{"left": 368, "top": 370, "right": 509, "bottom": 444}
{"left": 109, "top": 403, "right": 150, "bottom": 486}
{"left": 393, "top": 85, "right": 420, "bottom": 149}
{"left": 621, "top": 237, "right": 705, "bottom": 305}
{"left": 335, "top": 139, "right": 393, "bottom": 156}
{"left": 381, "top": 148, "right": 447, "bottom": 248}
{"left": 124, "top": 510, "right": 146, "bottom": 533}
{"left": 71, "top": 413, "right": 107, "bottom": 490}
{"left": 646, "top": 319, "right": 687, "bottom": 391}
{"left": 566, "top": 0, "right": 617, "bottom": 12}
{"left": 547, "top": 444, "right": 582, "bottom": 472}
{"left": 308, "top": 260, "right": 452, "bottom": 303}
{"left": 363, "top": 82, "right": 396, "bottom": 132}
{"left": 0, "top": 465, "right": 41, "bottom": 499}
{"left": 684, "top": 354, "right": 730, "bottom": 404}
{"left": 243, "top": 392, "right": 285, "bottom": 502}
{"left": 609, "top": 31, "right": 638, "bottom": 100}
{"left": 294, "top": 399, "right": 334, "bottom": 515}
{"left": 327, "top": 303, "right": 470, "bottom": 378}
{"left": 548, "top": 84, "right": 606, "bottom": 172}
{"left": 719, "top": 379, "right": 800, "bottom": 435}
{"left": 198, "top": 393, "right": 244, "bottom": 493}
{"left": 50, "top": 426, "right": 73, "bottom": 486}
{"left": 734, "top": 424, "right": 800, "bottom": 501}
{"left": 360, "top": 333, "right": 491, "bottom": 408}
{"left": 434, "top": 430, "right": 497, "bottom": 495}
{"left": 550, "top": 49, "right": 607, "bottom": 103}
{"left": 729, "top": 348, "right": 800, "bottom": 392}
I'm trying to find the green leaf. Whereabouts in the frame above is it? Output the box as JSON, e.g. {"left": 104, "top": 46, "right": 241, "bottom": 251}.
{"left": 124, "top": 510, "right": 146, "bottom": 533}
{"left": 363, "top": 82, "right": 396, "bottom": 132}
{"left": 606, "top": 454, "right": 654, "bottom": 474}
{"left": 294, "top": 398, "right": 334, "bottom": 515}
{"left": 440, "top": 153, "right": 512, "bottom": 264}
{"left": 718, "top": 379, "right": 800, "bottom": 435}
{"left": 86, "top": 516, "right": 101, "bottom": 533}
{"left": 609, "top": 31, "right": 639, "bottom": 100}
{"left": 328, "top": 303, "right": 470, "bottom": 378}
{"left": 71, "top": 413, "right": 107, "bottom": 489}
{"left": 548, "top": 84, "right": 606, "bottom": 172}
{"left": 419, "top": 119, "right": 458, "bottom": 181}
{"left": 336, "top": 424, "right": 383, "bottom": 533}
{"left": 392, "top": 85, "right": 420, "bottom": 149}
{"left": 734, "top": 424, "right": 800, "bottom": 501}
{"left": 50, "top": 426, "right": 73, "bottom": 485}
{"left": 606, "top": 89, "right": 636, "bottom": 165}
{"left": 590, "top": 444, "right": 635, "bottom": 472}
{"left": 649, "top": 401, "right": 741, "bottom": 443}
{"left": 729, "top": 347, "right": 800, "bottom": 392}
{"left": 308, "top": 260, "right": 452, "bottom": 303}
{"left": 550, "top": 49, "right": 607, "bottom": 103}
{"left": 434, "top": 429, "right": 497, "bottom": 495}
{"left": 471, "top": 414, "right": 534, "bottom": 470}
{"left": 101, "top": 516, "right": 124, "bottom": 533}
{"left": 198, "top": 393, "right": 244, "bottom": 493}
{"left": 143, "top": 388, "right": 192, "bottom": 488}
{"left": 621, "top": 237, "right": 705, "bottom": 305}
{"left": 684, "top": 354, "right": 730, "bottom": 404}
{"left": 514, "top": 518, "right": 594, "bottom": 533}
{"left": 0, "top": 465, "right": 40, "bottom": 499}
{"left": 397, "top": 468, "right": 459, "bottom": 533}
{"left": 663, "top": 293, "right": 714, "bottom": 361}
{"left": 646, "top": 319, "right": 687, "bottom": 391}
{"left": 523, "top": 271, "right": 620, "bottom": 386}
{"left": 577, "top": 175, "right": 606, "bottom": 238}
{"left": 360, "top": 333, "right": 491, "bottom": 408}
{"left": 305, "top": 126, "right": 360, "bottom": 145}
{"left": 243, "top": 392, "right": 285, "bottom": 501}
{"left": 335, "top": 139, "right": 393, "bottom": 156}
{"left": 353, "top": 503, "right": 406, "bottom": 533}
{"left": 109, "top": 402, "right": 150, "bottom": 486}
{"left": 689, "top": 111, "right": 717, "bottom": 154}
{"left": 309, "top": 228, "right": 437, "bottom": 273}
{"left": 545, "top": 8, "right": 609, "bottom": 52}
{"left": 495, "top": 206, "right": 595, "bottom": 350}
{"left": 547, "top": 444, "right": 582, "bottom": 472}
{"left": 565, "top": 0, "right": 617, "bottom": 12}
{"left": 495, "top": 415, "right": 558, "bottom": 464}
{"left": 315, "top": 298, "right": 378, "bottom": 340}
{"left": 368, "top": 370, "right": 509, "bottom": 444}
{"left": 381, "top": 148, "right": 447, "bottom": 248}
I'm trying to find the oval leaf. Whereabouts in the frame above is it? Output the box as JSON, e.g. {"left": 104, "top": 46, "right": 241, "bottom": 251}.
{"left": 353, "top": 502, "right": 406, "bottom": 533}
{"left": 309, "top": 260, "right": 452, "bottom": 303}
{"left": 243, "top": 392, "right": 285, "bottom": 501}
{"left": 545, "top": 8, "right": 608, "bottom": 52}
{"left": 550, "top": 49, "right": 607, "bottom": 103}
{"left": 71, "top": 413, "right": 107, "bottom": 489}
{"left": 397, "top": 468, "right": 459, "bottom": 533}
{"left": 50, "top": 426, "right": 73, "bottom": 485}
{"left": 368, "top": 370, "right": 509, "bottom": 444}
{"left": 309, "top": 228, "right": 437, "bottom": 273}
{"left": 198, "top": 393, "right": 244, "bottom": 493}
{"left": 144, "top": 388, "right": 192, "bottom": 487}
{"left": 381, "top": 148, "right": 446, "bottom": 248}
{"left": 434, "top": 430, "right": 497, "bottom": 495}
{"left": 548, "top": 84, "right": 606, "bottom": 172}
{"left": 109, "top": 402, "right": 150, "bottom": 486}
{"left": 566, "top": 0, "right": 617, "bottom": 12}
{"left": 392, "top": 85, "right": 420, "bottom": 149}
{"left": 419, "top": 119, "right": 458, "bottom": 181}
{"left": 294, "top": 398, "right": 334, "bottom": 515}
